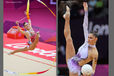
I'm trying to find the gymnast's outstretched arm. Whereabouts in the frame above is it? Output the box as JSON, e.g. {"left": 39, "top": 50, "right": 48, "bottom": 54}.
{"left": 26, "top": 12, "right": 34, "bottom": 30}
{"left": 26, "top": 13, "right": 31, "bottom": 26}
{"left": 83, "top": 2, "right": 88, "bottom": 43}
{"left": 16, "top": 21, "right": 26, "bottom": 35}
{"left": 78, "top": 2, "right": 89, "bottom": 66}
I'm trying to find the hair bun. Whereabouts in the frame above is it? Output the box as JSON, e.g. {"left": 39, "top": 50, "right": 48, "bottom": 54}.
{"left": 90, "top": 29, "right": 98, "bottom": 38}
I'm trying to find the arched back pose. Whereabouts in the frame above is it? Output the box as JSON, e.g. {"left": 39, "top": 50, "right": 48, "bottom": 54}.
{"left": 63, "top": 2, "right": 98, "bottom": 76}
{"left": 9, "top": 13, "right": 40, "bottom": 55}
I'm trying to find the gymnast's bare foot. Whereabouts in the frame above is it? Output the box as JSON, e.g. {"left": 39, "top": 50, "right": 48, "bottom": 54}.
{"left": 8, "top": 52, "right": 15, "bottom": 55}
{"left": 63, "top": 6, "right": 70, "bottom": 20}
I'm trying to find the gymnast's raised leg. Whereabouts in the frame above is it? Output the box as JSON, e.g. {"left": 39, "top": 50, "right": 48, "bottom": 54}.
{"left": 63, "top": 6, "right": 78, "bottom": 76}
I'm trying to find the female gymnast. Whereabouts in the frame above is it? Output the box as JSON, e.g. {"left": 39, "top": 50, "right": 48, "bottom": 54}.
{"left": 9, "top": 12, "right": 40, "bottom": 55}
{"left": 63, "top": 2, "right": 98, "bottom": 76}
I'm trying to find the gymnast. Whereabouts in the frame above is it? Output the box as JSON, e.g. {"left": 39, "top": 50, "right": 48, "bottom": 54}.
{"left": 9, "top": 12, "right": 40, "bottom": 55}
{"left": 63, "top": 2, "right": 98, "bottom": 76}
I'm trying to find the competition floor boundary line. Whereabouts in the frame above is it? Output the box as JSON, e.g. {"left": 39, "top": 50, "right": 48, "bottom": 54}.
{"left": 4, "top": 50, "right": 56, "bottom": 67}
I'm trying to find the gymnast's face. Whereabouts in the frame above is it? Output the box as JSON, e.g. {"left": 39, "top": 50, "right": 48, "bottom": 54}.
{"left": 88, "top": 33, "right": 98, "bottom": 45}
{"left": 24, "top": 23, "right": 30, "bottom": 30}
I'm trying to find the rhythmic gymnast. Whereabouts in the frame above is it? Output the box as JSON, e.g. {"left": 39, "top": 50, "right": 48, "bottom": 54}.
{"left": 63, "top": 2, "right": 98, "bottom": 76}
{"left": 9, "top": 12, "right": 40, "bottom": 55}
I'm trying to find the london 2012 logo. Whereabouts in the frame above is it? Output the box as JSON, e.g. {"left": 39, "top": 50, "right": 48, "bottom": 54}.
{"left": 50, "top": 0, "right": 56, "bottom": 5}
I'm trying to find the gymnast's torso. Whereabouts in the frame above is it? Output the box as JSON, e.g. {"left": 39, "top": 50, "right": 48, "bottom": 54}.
{"left": 78, "top": 46, "right": 98, "bottom": 66}
{"left": 26, "top": 27, "right": 35, "bottom": 37}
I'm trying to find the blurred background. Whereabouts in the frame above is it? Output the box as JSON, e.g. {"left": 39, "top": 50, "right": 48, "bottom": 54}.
{"left": 58, "top": 0, "right": 108, "bottom": 76}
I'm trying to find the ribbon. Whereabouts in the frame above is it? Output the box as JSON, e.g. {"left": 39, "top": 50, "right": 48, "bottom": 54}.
{"left": 37, "top": 0, "right": 56, "bottom": 17}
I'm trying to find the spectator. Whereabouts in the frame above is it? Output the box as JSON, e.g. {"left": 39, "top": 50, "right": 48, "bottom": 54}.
{"left": 88, "top": 0, "right": 97, "bottom": 12}
{"left": 94, "top": 0, "right": 103, "bottom": 15}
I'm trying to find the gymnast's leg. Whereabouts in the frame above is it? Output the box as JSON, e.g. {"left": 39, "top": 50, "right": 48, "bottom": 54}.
{"left": 8, "top": 32, "right": 40, "bottom": 55}
{"left": 63, "top": 6, "right": 78, "bottom": 76}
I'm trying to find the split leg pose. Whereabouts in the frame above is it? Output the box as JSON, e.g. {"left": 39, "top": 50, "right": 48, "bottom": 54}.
{"left": 63, "top": 2, "right": 98, "bottom": 76}
{"left": 9, "top": 12, "right": 40, "bottom": 55}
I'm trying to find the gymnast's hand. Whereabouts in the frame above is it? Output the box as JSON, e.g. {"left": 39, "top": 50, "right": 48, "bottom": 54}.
{"left": 92, "top": 69, "right": 95, "bottom": 75}
{"left": 16, "top": 21, "right": 19, "bottom": 26}
{"left": 63, "top": 6, "right": 70, "bottom": 20}
{"left": 83, "top": 2, "right": 88, "bottom": 12}
{"left": 24, "top": 11, "right": 30, "bottom": 16}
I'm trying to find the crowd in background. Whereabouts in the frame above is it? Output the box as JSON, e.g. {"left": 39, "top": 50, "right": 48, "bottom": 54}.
{"left": 58, "top": 0, "right": 108, "bottom": 18}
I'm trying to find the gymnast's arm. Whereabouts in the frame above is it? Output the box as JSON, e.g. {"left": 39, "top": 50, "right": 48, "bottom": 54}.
{"left": 83, "top": 2, "right": 88, "bottom": 42}
{"left": 26, "top": 12, "right": 33, "bottom": 29}
{"left": 92, "top": 52, "right": 98, "bottom": 75}
{"left": 16, "top": 21, "right": 26, "bottom": 35}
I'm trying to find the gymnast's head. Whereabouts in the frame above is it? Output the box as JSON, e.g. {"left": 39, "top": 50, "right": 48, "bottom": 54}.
{"left": 23, "top": 22, "right": 30, "bottom": 30}
{"left": 88, "top": 32, "right": 98, "bottom": 45}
